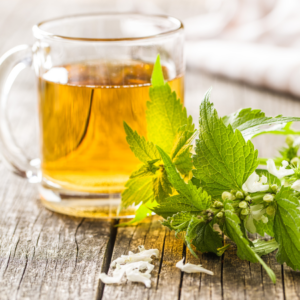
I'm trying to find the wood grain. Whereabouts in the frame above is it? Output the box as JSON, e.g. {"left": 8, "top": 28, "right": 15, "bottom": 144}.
{"left": 1, "top": 0, "right": 300, "bottom": 299}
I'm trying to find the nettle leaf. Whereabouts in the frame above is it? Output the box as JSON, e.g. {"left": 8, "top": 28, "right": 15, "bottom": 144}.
{"left": 130, "top": 160, "right": 159, "bottom": 179}
{"left": 254, "top": 218, "right": 274, "bottom": 237}
{"left": 193, "top": 90, "right": 258, "bottom": 197}
{"left": 156, "top": 146, "right": 211, "bottom": 211}
{"left": 147, "top": 56, "right": 194, "bottom": 154}
{"left": 153, "top": 195, "right": 201, "bottom": 219}
{"left": 192, "top": 222, "right": 223, "bottom": 256}
{"left": 274, "top": 187, "right": 300, "bottom": 270}
{"left": 171, "top": 127, "right": 197, "bottom": 176}
{"left": 251, "top": 239, "right": 279, "bottom": 257}
{"left": 117, "top": 202, "right": 155, "bottom": 227}
{"left": 122, "top": 176, "right": 154, "bottom": 208}
{"left": 153, "top": 168, "right": 172, "bottom": 203}
{"left": 224, "top": 199, "right": 276, "bottom": 283}
{"left": 185, "top": 216, "right": 203, "bottom": 257}
{"left": 162, "top": 211, "right": 194, "bottom": 235}
{"left": 222, "top": 108, "right": 300, "bottom": 141}
{"left": 123, "top": 122, "right": 160, "bottom": 164}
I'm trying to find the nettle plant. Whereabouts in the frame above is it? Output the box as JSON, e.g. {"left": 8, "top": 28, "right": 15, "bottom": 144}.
{"left": 120, "top": 55, "right": 300, "bottom": 283}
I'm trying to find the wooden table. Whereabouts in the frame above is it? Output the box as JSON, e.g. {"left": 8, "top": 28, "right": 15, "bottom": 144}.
{"left": 1, "top": 0, "right": 300, "bottom": 299}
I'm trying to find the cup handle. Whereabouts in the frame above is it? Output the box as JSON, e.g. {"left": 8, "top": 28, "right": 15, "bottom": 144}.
{"left": 0, "top": 44, "right": 40, "bottom": 183}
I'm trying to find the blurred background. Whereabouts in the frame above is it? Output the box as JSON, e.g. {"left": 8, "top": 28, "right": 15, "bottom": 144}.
{"left": 1, "top": 0, "right": 300, "bottom": 159}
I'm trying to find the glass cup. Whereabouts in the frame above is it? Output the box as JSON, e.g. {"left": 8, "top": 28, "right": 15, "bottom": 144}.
{"left": 0, "top": 13, "right": 184, "bottom": 218}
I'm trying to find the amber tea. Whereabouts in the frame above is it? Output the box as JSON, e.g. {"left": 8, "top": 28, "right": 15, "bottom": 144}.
{"left": 38, "top": 60, "right": 184, "bottom": 194}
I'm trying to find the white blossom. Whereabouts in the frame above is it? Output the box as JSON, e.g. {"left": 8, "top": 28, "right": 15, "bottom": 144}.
{"left": 250, "top": 204, "right": 266, "bottom": 221}
{"left": 99, "top": 273, "right": 123, "bottom": 284}
{"left": 99, "top": 246, "right": 158, "bottom": 288}
{"left": 267, "top": 159, "right": 294, "bottom": 179}
{"left": 242, "top": 172, "right": 269, "bottom": 193}
{"left": 176, "top": 258, "right": 214, "bottom": 275}
{"left": 292, "top": 180, "right": 300, "bottom": 192}
{"left": 261, "top": 215, "right": 268, "bottom": 224}
{"left": 111, "top": 248, "right": 159, "bottom": 267}
{"left": 263, "top": 194, "right": 274, "bottom": 202}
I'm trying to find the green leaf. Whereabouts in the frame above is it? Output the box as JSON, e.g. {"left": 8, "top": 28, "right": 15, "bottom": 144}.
{"left": 255, "top": 169, "right": 281, "bottom": 187}
{"left": 254, "top": 218, "right": 274, "bottom": 237}
{"left": 151, "top": 55, "right": 165, "bottom": 87}
{"left": 162, "top": 212, "right": 197, "bottom": 237}
{"left": 156, "top": 146, "right": 211, "bottom": 211}
{"left": 122, "top": 176, "right": 153, "bottom": 208}
{"left": 251, "top": 239, "right": 279, "bottom": 257}
{"left": 130, "top": 160, "right": 159, "bottom": 179}
{"left": 192, "top": 222, "right": 223, "bottom": 255}
{"left": 171, "top": 127, "right": 197, "bottom": 176}
{"left": 251, "top": 122, "right": 300, "bottom": 137}
{"left": 123, "top": 122, "right": 160, "bottom": 164}
{"left": 224, "top": 199, "right": 276, "bottom": 283}
{"left": 274, "top": 187, "right": 300, "bottom": 270}
{"left": 222, "top": 108, "right": 300, "bottom": 141}
{"left": 153, "top": 195, "right": 201, "bottom": 219}
{"left": 147, "top": 57, "right": 194, "bottom": 154}
{"left": 152, "top": 168, "right": 172, "bottom": 203}
{"left": 185, "top": 216, "right": 203, "bottom": 257}
{"left": 222, "top": 108, "right": 265, "bottom": 129}
{"left": 117, "top": 203, "right": 155, "bottom": 226}
{"left": 193, "top": 90, "right": 258, "bottom": 197}
{"left": 217, "top": 244, "right": 231, "bottom": 256}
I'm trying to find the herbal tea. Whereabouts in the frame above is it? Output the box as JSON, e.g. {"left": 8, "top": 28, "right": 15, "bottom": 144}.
{"left": 38, "top": 60, "right": 184, "bottom": 193}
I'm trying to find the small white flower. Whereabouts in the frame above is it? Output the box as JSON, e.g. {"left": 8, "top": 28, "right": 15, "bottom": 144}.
{"left": 250, "top": 204, "right": 266, "bottom": 221}
{"left": 260, "top": 175, "right": 268, "bottom": 184}
{"left": 99, "top": 273, "right": 123, "bottom": 284}
{"left": 292, "top": 180, "right": 300, "bottom": 192}
{"left": 267, "top": 159, "right": 294, "bottom": 179}
{"left": 261, "top": 215, "right": 269, "bottom": 224}
{"left": 176, "top": 258, "right": 214, "bottom": 275}
{"left": 126, "top": 266, "right": 152, "bottom": 288}
{"left": 99, "top": 246, "right": 158, "bottom": 288}
{"left": 263, "top": 194, "right": 274, "bottom": 202}
{"left": 245, "top": 215, "right": 256, "bottom": 233}
{"left": 242, "top": 172, "right": 269, "bottom": 193}
{"left": 111, "top": 248, "right": 159, "bottom": 267}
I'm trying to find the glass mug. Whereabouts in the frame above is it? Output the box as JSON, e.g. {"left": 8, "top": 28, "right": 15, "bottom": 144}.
{"left": 0, "top": 13, "right": 184, "bottom": 218}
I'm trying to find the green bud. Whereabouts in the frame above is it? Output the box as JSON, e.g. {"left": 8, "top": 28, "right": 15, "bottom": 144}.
{"left": 286, "top": 135, "right": 295, "bottom": 147}
{"left": 263, "top": 194, "right": 274, "bottom": 202}
{"left": 214, "top": 201, "right": 224, "bottom": 208}
{"left": 261, "top": 215, "right": 268, "bottom": 224}
{"left": 239, "top": 201, "right": 248, "bottom": 208}
{"left": 230, "top": 190, "right": 237, "bottom": 194}
{"left": 245, "top": 195, "right": 252, "bottom": 202}
{"left": 222, "top": 192, "right": 235, "bottom": 201}
{"left": 241, "top": 208, "right": 249, "bottom": 215}
{"left": 243, "top": 191, "right": 249, "bottom": 197}
{"left": 216, "top": 212, "right": 224, "bottom": 218}
{"left": 291, "top": 157, "right": 300, "bottom": 166}
{"left": 266, "top": 206, "right": 276, "bottom": 216}
{"left": 271, "top": 184, "right": 279, "bottom": 193}
{"left": 206, "top": 209, "right": 212, "bottom": 214}
{"left": 236, "top": 191, "right": 244, "bottom": 199}
{"left": 207, "top": 213, "right": 212, "bottom": 217}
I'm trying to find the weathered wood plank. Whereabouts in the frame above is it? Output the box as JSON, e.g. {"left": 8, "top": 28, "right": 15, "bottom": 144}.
{"left": 222, "top": 236, "right": 284, "bottom": 300}
{"left": 282, "top": 265, "right": 300, "bottom": 300}
{"left": 101, "top": 216, "right": 184, "bottom": 300}
{"left": 180, "top": 249, "right": 222, "bottom": 300}
{"left": 0, "top": 173, "right": 114, "bottom": 300}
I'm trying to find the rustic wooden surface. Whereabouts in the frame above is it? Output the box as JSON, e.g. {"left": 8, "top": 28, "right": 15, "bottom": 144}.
{"left": 1, "top": 0, "right": 300, "bottom": 299}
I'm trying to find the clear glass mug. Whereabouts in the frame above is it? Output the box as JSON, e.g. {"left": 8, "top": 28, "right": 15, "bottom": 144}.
{"left": 0, "top": 13, "right": 184, "bottom": 218}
